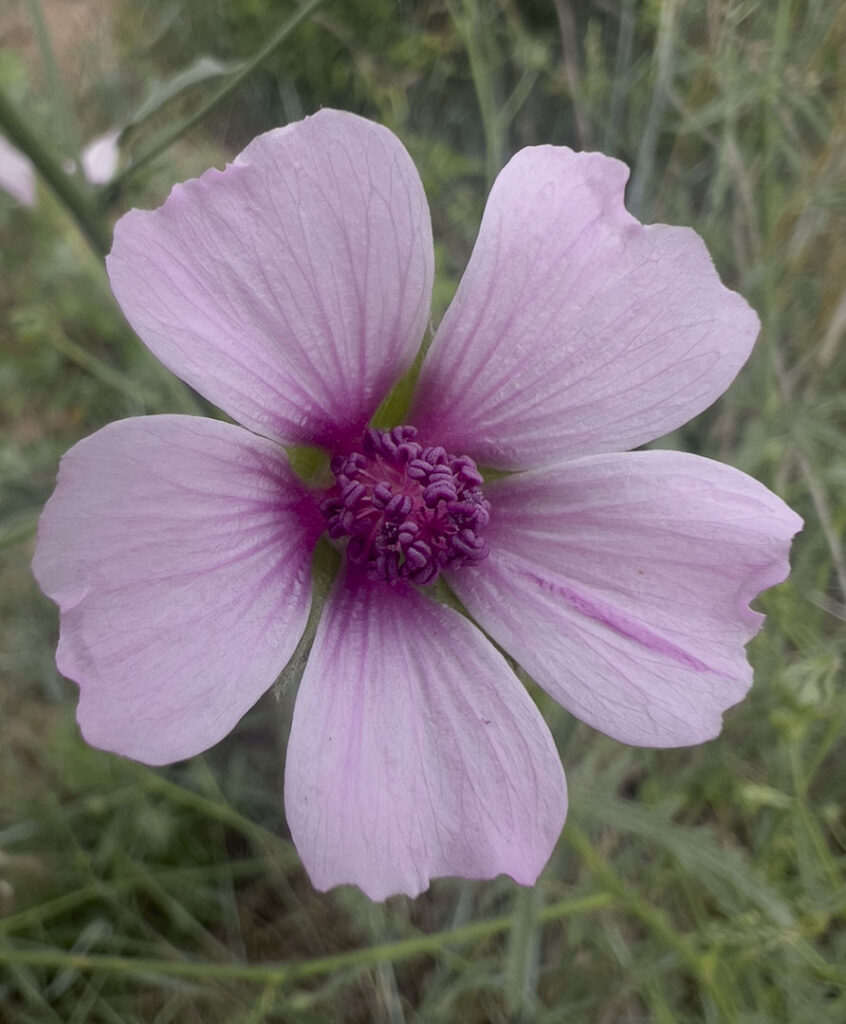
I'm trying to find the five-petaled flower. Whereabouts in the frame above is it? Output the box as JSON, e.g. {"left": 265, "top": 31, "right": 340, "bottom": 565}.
{"left": 33, "top": 110, "right": 801, "bottom": 900}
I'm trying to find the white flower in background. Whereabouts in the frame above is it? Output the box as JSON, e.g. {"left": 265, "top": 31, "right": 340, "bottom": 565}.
{"left": 0, "top": 133, "right": 36, "bottom": 207}
{"left": 0, "top": 129, "right": 120, "bottom": 206}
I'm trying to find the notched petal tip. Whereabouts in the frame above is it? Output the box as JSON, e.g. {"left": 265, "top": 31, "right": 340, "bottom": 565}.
{"left": 413, "top": 143, "right": 762, "bottom": 470}
{"left": 285, "top": 571, "right": 566, "bottom": 900}
{"left": 452, "top": 451, "right": 801, "bottom": 749}
{"left": 733, "top": 498, "right": 802, "bottom": 631}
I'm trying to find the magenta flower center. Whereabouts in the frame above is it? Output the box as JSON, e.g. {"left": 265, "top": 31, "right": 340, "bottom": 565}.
{"left": 321, "top": 426, "right": 491, "bottom": 585}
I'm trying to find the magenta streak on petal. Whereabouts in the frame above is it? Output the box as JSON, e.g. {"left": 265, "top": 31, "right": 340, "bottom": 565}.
{"left": 523, "top": 563, "right": 713, "bottom": 674}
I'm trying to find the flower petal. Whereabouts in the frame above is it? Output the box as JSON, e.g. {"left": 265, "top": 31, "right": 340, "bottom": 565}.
{"left": 107, "top": 110, "right": 434, "bottom": 451}
{"left": 284, "top": 569, "right": 566, "bottom": 899}
{"left": 0, "top": 135, "right": 36, "bottom": 207}
{"left": 81, "top": 130, "right": 120, "bottom": 185}
{"left": 411, "top": 147, "right": 759, "bottom": 469}
{"left": 32, "top": 415, "right": 322, "bottom": 765}
{"left": 449, "top": 452, "right": 801, "bottom": 747}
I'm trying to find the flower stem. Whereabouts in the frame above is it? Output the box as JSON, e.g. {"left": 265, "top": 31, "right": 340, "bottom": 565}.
{"left": 0, "top": 85, "right": 110, "bottom": 258}
{"left": 506, "top": 884, "right": 542, "bottom": 1018}
{"left": 0, "top": 892, "right": 612, "bottom": 985}
{"left": 24, "top": 0, "right": 83, "bottom": 165}
{"left": 448, "top": 0, "right": 506, "bottom": 188}
{"left": 111, "top": 0, "right": 326, "bottom": 190}
{"left": 564, "top": 822, "right": 737, "bottom": 1019}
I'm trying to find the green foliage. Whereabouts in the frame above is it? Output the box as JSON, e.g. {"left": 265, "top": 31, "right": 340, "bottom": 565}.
{"left": 1, "top": 0, "right": 845, "bottom": 1020}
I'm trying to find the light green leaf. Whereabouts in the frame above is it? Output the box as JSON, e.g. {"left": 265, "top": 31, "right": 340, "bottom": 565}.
{"left": 125, "top": 55, "right": 245, "bottom": 133}
{"left": 573, "top": 790, "right": 794, "bottom": 928}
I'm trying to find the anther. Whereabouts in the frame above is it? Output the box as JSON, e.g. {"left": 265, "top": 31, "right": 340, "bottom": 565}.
{"left": 322, "top": 426, "right": 491, "bottom": 586}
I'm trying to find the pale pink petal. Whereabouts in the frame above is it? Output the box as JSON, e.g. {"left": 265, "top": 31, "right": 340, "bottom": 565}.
{"left": 0, "top": 135, "right": 36, "bottom": 207}
{"left": 285, "top": 570, "right": 566, "bottom": 899}
{"left": 411, "top": 147, "right": 760, "bottom": 469}
{"left": 449, "top": 452, "right": 801, "bottom": 746}
{"left": 32, "top": 415, "right": 322, "bottom": 765}
{"left": 107, "top": 110, "right": 433, "bottom": 450}
{"left": 81, "top": 130, "right": 120, "bottom": 184}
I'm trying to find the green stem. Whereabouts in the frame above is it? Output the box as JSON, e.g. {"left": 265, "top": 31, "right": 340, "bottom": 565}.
{"left": 0, "top": 892, "right": 611, "bottom": 985}
{"left": 24, "top": 0, "right": 82, "bottom": 162}
{"left": 565, "top": 823, "right": 737, "bottom": 1020}
{"left": 0, "top": 860, "right": 265, "bottom": 938}
{"left": 449, "top": 0, "right": 505, "bottom": 188}
{"left": 506, "top": 884, "right": 541, "bottom": 1019}
{"left": 127, "top": 766, "right": 300, "bottom": 869}
{"left": 48, "top": 326, "right": 159, "bottom": 405}
{"left": 628, "top": 0, "right": 677, "bottom": 215}
{"left": 0, "top": 510, "right": 38, "bottom": 548}
{"left": 0, "top": 85, "right": 110, "bottom": 258}
{"left": 113, "top": 0, "right": 326, "bottom": 189}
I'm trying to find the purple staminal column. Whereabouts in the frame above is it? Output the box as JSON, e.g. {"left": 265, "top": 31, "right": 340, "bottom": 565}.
{"left": 321, "top": 426, "right": 491, "bottom": 585}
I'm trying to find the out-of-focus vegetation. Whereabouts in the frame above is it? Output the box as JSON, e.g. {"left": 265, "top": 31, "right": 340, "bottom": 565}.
{"left": 1, "top": 0, "right": 844, "bottom": 1020}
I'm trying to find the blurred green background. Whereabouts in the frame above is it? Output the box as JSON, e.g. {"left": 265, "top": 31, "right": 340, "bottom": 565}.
{"left": 1, "top": 0, "right": 844, "bottom": 1021}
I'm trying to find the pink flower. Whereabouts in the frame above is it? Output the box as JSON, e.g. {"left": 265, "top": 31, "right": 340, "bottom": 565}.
{"left": 0, "top": 134, "right": 37, "bottom": 207}
{"left": 79, "top": 130, "right": 121, "bottom": 186}
{"left": 0, "top": 130, "right": 120, "bottom": 208}
{"left": 33, "top": 110, "right": 801, "bottom": 900}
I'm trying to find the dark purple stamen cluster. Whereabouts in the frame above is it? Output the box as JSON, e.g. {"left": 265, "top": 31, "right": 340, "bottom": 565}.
{"left": 321, "top": 426, "right": 491, "bottom": 585}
